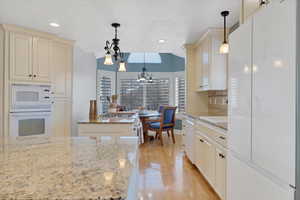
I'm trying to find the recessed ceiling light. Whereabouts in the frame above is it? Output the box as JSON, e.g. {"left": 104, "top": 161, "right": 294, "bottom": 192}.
{"left": 49, "top": 22, "right": 60, "bottom": 27}
{"left": 158, "top": 39, "right": 165, "bottom": 43}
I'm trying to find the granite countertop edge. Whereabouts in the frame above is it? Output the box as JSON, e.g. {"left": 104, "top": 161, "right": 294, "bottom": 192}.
{"left": 182, "top": 113, "right": 228, "bottom": 131}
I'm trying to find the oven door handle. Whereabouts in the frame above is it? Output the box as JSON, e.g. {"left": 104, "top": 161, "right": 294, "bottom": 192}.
{"left": 10, "top": 111, "right": 52, "bottom": 117}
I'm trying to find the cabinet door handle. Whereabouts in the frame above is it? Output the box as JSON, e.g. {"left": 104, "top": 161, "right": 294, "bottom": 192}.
{"left": 219, "top": 136, "right": 226, "bottom": 140}
{"left": 219, "top": 153, "right": 225, "bottom": 159}
{"left": 44, "top": 96, "right": 50, "bottom": 99}
{"left": 199, "top": 139, "right": 204, "bottom": 143}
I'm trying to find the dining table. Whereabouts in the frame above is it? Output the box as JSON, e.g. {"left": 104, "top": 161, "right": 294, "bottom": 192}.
{"left": 138, "top": 111, "right": 161, "bottom": 142}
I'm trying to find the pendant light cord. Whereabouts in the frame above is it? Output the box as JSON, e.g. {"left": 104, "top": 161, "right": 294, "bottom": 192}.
{"left": 224, "top": 15, "right": 226, "bottom": 43}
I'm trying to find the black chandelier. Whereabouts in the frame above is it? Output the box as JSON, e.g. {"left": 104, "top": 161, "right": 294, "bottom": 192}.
{"left": 137, "top": 53, "right": 153, "bottom": 83}
{"left": 104, "top": 23, "right": 126, "bottom": 72}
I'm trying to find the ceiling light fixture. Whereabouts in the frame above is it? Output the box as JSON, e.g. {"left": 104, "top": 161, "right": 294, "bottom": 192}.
{"left": 49, "top": 22, "right": 60, "bottom": 27}
{"left": 137, "top": 53, "right": 153, "bottom": 83}
{"left": 104, "top": 23, "right": 126, "bottom": 71}
{"left": 158, "top": 39, "right": 165, "bottom": 43}
{"left": 220, "top": 11, "right": 230, "bottom": 54}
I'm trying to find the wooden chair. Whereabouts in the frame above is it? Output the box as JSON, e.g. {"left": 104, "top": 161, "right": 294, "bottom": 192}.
{"left": 146, "top": 106, "right": 177, "bottom": 145}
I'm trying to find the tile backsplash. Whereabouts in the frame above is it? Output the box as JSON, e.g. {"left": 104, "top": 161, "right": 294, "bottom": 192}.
{"left": 208, "top": 90, "right": 228, "bottom": 116}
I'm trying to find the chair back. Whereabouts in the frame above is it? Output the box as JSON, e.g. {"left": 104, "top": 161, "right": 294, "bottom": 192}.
{"left": 161, "top": 106, "right": 177, "bottom": 127}
{"left": 158, "top": 105, "right": 164, "bottom": 113}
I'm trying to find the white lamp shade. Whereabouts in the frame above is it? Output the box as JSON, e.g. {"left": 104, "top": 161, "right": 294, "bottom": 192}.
{"left": 104, "top": 54, "right": 113, "bottom": 65}
{"left": 118, "top": 62, "right": 126, "bottom": 72}
{"left": 220, "top": 42, "right": 229, "bottom": 54}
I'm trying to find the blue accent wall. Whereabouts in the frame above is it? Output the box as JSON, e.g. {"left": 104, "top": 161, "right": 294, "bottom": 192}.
{"left": 97, "top": 53, "right": 185, "bottom": 72}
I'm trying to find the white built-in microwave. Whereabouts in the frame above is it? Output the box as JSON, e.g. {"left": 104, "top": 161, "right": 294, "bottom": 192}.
{"left": 11, "top": 84, "right": 52, "bottom": 112}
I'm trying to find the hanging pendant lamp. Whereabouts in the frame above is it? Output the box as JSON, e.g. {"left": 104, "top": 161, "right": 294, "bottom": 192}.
{"left": 220, "top": 11, "right": 230, "bottom": 54}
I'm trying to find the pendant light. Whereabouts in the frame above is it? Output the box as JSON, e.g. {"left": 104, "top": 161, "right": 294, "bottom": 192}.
{"left": 118, "top": 60, "right": 126, "bottom": 72}
{"left": 220, "top": 11, "right": 230, "bottom": 54}
{"left": 104, "top": 52, "right": 113, "bottom": 65}
{"left": 103, "top": 23, "right": 126, "bottom": 66}
{"left": 137, "top": 53, "right": 153, "bottom": 83}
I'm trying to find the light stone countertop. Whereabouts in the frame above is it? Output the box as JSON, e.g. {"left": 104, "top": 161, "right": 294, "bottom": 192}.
{"left": 0, "top": 136, "right": 139, "bottom": 200}
{"left": 182, "top": 113, "right": 228, "bottom": 131}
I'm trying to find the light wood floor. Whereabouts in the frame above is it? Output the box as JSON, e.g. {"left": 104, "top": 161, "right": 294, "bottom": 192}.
{"left": 138, "top": 134, "right": 220, "bottom": 200}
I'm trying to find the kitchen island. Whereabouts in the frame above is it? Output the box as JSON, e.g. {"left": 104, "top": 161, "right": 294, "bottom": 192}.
{"left": 0, "top": 136, "right": 139, "bottom": 200}
{"left": 77, "top": 113, "right": 143, "bottom": 143}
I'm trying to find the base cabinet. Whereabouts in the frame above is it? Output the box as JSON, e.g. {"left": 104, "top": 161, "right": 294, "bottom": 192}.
{"left": 215, "top": 147, "right": 226, "bottom": 200}
{"left": 193, "top": 122, "right": 227, "bottom": 200}
{"left": 52, "top": 99, "right": 71, "bottom": 137}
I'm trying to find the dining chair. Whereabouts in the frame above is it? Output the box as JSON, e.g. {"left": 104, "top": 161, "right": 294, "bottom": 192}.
{"left": 146, "top": 106, "right": 177, "bottom": 145}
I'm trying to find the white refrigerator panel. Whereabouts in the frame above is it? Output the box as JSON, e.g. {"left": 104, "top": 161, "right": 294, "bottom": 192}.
{"left": 228, "top": 19, "right": 253, "bottom": 161}
{"left": 227, "top": 153, "right": 294, "bottom": 200}
{"left": 252, "top": 0, "right": 296, "bottom": 185}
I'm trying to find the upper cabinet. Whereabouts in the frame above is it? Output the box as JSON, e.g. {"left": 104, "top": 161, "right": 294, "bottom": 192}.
{"left": 9, "top": 32, "right": 51, "bottom": 83}
{"left": 51, "top": 41, "right": 72, "bottom": 98}
{"left": 33, "top": 37, "right": 52, "bottom": 82}
{"left": 4, "top": 25, "right": 74, "bottom": 86}
{"left": 9, "top": 32, "right": 33, "bottom": 82}
{"left": 240, "top": 0, "right": 261, "bottom": 24}
{"left": 195, "top": 29, "right": 227, "bottom": 91}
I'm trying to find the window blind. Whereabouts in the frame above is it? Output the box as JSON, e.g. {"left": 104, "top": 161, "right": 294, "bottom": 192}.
{"left": 120, "top": 79, "right": 144, "bottom": 110}
{"left": 145, "top": 79, "right": 169, "bottom": 110}
{"left": 98, "top": 76, "right": 112, "bottom": 114}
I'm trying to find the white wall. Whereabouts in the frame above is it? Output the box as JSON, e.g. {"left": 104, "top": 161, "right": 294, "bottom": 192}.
{"left": 72, "top": 46, "right": 97, "bottom": 136}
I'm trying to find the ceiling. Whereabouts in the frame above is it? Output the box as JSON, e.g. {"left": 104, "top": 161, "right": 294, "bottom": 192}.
{"left": 0, "top": 0, "right": 240, "bottom": 57}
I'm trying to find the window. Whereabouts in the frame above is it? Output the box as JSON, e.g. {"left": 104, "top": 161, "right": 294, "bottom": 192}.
{"left": 120, "top": 79, "right": 144, "bottom": 111}
{"left": 175, "top": 77, "right": 185, "bottom": 112}
{"left": 145, "top": 79, "right": 169, "bottom": 110}
{"left": 120, "top": 78, "right": 170, "bottom": 111}
{"left": 98, "top": 76, "right": 112, "bottom": 114}
{"left": 127, "top": 53, "right": 162, "bottom": 63}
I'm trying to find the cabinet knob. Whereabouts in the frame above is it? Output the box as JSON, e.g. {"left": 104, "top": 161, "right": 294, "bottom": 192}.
{"left": 219, "top": 153, "right": 225, "bottom": 159}
{"left": 200, "top": 139, "right": 204, "bottom": 143}
{"left": 219, "top": 136, "right": 226, "bottom": 140}
{"left": 33, "top": 75, "right": 37, "bottom": 78}
{"left": 28, "top": 74, "right": 32, "bottom": 77}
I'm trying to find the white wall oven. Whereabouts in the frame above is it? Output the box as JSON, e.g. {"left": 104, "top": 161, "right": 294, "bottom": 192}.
{"left": 10, "top": 84, "right": 52, "bottom": 141}
{"left": 10, "top": 112, "right": 51, "bottom": 139}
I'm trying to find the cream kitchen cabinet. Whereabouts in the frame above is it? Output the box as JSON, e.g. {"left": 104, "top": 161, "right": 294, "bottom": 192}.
{"left": 195, "top": 29, "right": 227, "bottom": 91}
{"left": 215, "top": 147, "right": 226, "bottom": 200}
{"left": 52, "top": 99, "right": 71, "bottom": 137}
{"left": 184, "top": 118, "right": 195, "bottom": 164}
{"left": 9, "top": 32, "right": 33, "bottom": 82}
{"left": 195, "top": 132, "right": 216, "bottom": 187}
{"left": 51, "top": 41, "right": 72, "bottom": 98}
{"left": 193, "top": 119, "right": 227, "bottom": 200}
{"left": 32, "top": 37, "right": 52, "bottom": 82}
{"left": 10, "top": 32, "right": 52, "bottom": 83}
{"left": 195, "top": 135, "right": 205, "bottom": 173}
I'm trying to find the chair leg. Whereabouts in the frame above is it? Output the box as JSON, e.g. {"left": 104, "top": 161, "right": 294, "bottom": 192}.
{"left": 171, "top": 128, "right": 175, "bottom": 144}
{"left": 155, "top": 130, "right": 159, "bottom": 139}
{"left": 167, "top": 130, "right": 170, "bottom": 137}
{"left": 159, "top": 130, "right": 163, "bottom": 145}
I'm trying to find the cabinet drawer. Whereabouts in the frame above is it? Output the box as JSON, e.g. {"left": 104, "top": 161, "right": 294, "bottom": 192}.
{"left": 195, "top": 123, "right": 227, "bottom": 148}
